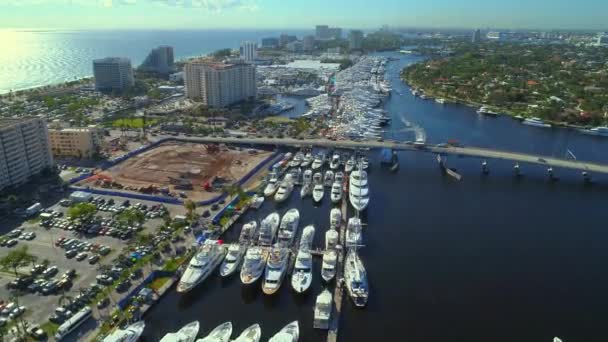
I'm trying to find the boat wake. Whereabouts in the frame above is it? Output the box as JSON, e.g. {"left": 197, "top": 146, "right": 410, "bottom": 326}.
{"left": 398, "top": 113, "right": 426, "bottom": 143}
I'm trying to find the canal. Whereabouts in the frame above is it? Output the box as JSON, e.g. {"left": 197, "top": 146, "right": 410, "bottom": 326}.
{"left": 141, "top": 52, "right": 608, "bottom": 342}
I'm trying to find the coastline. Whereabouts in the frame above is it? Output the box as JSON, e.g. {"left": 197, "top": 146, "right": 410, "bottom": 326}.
{"left": 399, "top": 68, "right": 591, "bottom": 131}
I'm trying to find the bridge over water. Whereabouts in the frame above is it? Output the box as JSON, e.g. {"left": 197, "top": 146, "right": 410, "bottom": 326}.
{"left": 159, "top": 136, "right": 608, "bottom": 175}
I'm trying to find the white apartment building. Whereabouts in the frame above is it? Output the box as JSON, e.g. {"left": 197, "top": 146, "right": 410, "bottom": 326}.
{"left": 48, "top": 125, "right": 104, "bottom": 158}
{"left": 0, "top": 117, "right": 54, "bottom": 191}
{"left": 184, "top": 60, "right": 257, "bottom": 108}
{"left": 240, "top": 41, "right": 258, "bottom": 63}
{"left": 93, "top": 57, "right": 134, "bottom": 91}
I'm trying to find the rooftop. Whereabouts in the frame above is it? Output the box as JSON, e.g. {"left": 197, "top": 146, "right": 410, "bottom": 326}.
{"left": 0, "top": 117, "right": 41, "bottom": 129}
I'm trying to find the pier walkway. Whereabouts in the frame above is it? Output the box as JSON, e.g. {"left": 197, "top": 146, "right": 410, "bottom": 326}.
{"left": 327, "top": 197, "right": 348, "bottom": 342}
{"left": 152, "top": 136, "right": 608, "bottom": 175}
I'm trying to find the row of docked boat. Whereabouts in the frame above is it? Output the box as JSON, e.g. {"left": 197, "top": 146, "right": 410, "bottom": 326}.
{"left": 159, "top": 320, "right": 299, "bottom": 342}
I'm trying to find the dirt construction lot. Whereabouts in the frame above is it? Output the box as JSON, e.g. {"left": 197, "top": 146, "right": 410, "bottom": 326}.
{"left": 90, "top": 142, "right": 272, "bottom": 201}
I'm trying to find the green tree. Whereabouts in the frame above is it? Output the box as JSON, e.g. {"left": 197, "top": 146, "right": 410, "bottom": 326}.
{"left": 183, "top": 200, "right": 196, "bottom": 221}
{"left": 117, "top": 208, "right": 145, "bottom": 226}
{"left": 0, "top": 246, "right": 37, "bottom": 277}
{"left": 67, "top": 202, "right": 97, "bottom": 219}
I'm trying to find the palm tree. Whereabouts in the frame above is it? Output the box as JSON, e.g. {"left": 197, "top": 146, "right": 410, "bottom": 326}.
{"left": 183, "top": 200, "right": 196, "bottom": 221}
{"left": 0, "top": 246, "right": 37, "bottom": 277}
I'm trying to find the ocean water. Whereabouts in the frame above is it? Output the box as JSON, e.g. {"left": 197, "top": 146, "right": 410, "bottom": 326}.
{"left": 0, "top": 29, "right": 308, "bottom": 94}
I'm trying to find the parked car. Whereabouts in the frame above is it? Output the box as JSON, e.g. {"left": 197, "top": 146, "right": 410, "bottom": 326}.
{"left": 88, "top": 254, "right": 100, "bottom": 264}
{"left": 5, "top": 239, "right": 18, "bottom": 247}
{"left": 42, "top": 266, "right": 58, "bottom": 278}
{"left": 75, "top": 252, "right": 88, "bottom": 261}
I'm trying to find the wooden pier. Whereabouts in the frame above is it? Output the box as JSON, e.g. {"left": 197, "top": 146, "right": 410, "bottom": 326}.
{"left": 327, "top": 197, "right": 348, "bottom": 342}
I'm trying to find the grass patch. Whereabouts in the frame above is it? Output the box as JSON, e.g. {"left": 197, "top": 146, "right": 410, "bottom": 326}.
{"left": 148, "top": 277, "right": 171, "bottom": 292}
{"left": 263, "top": 116, "right": 292, "bottom": 123}
{"left": 162, "top": 255, "right": 189, "bottom": 272}
{"left": 40, "top": 321, "right": 59, "bottom": 336}
{"left": 26, "top": 216, "right": 41, "bottom": 224}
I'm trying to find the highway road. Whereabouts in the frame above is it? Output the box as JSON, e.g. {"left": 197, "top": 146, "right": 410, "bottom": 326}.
{"left": 151, "top": 135, "right": 608, "bottom": 175}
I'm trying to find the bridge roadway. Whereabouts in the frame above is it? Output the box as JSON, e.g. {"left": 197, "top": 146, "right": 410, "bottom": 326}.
{"left": 160, "top": 135, "right": 608, "bottom": 175}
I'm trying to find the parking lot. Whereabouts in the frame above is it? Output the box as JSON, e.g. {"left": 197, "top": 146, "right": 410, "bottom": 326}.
{"left": 0, "top": 193, "right": 191, "bottom": 338}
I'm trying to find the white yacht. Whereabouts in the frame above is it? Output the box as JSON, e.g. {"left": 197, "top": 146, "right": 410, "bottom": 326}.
{"left": 329, "top": 154, "right": 340, "bottom": 170}
{"left": 263, "top": 174, "right": 279, "bottom": 197}
{"left": 580, "top": 126, "right": 608, "bottom": 136}
{"left": 435, "top": 98, "right": 446, "bottom": 104}
{"left": 289, "top": 152, "right": 303, "bottom": 168}
{"left": 313, "top": 290, "right": 332, "bottom": 329}
{"left": 177, "top": 242, "right": 226, "bottom": 293}
{"left": 274, "top": 179, "right": 294, "bottom": 203}
{"left": 346, "top": 217, "right": 362, "bottom": 247}
{"left": 344, "top": 250, "right": 369, "bottom": 308}
{"left": 240, "top": 246, "right": 270, "bottom": 285}
{"left": 258, "top": 212, "right": 280, "bottom": 246}
{"left": 197, "top": 322, "right": 232, "bottom": 342}
{"left": 300, "top": 182, "right": 312, "bottom": 198}
{"left": 250, "top": 194, "right": 264, "bottom": 210}
{"left": 239, "top": 221, "right": 258, "bottom": 245}
{"left": 325, "top": 229, "right": 339, "bottom": 250}
{"left": 299, "top": 225, "right": 315, "bottom": 251}
{"left": 312, "top": 172, "right": 322, "bottom": 185}
{"left": 477, "top": 106, "right": 498, "bottom": 116}
{"left": 103, "top": 321, "right": 145, "bottom": 342}
{"left": 277, "top": 208, "right": 300, "bottom": 247}
{"left": 349, "top": 169, "right": 369, "bottom": 212}
{"left": 311, "top": 154, "right": 324, "bottom": 170}
{"left": 334, "top": 171, "right": 344, "bottom": 184}
{"left": 262, "top": 246, "right": 290, "bottom": 295}
{"left": 523, "top": 117, "right": 551, "bottom": 128}
{"left": 345, "top": 157, "right": 356, "bottom": 173}
{"left": 268, "top": 321, "right": 299, "bottom": 342}
{"left": 161, "top": 321, "right": 200, "bottom": 342}
{"left": 291, "top": 249, "right": 313, "bottom": 293}
{"left": 330, "top": 182, "right": 343, "bottom": 204}
{"left": 301, "top": 153, "right": 313, "bottom": 168}
{"left": 219, "top": 244, "right": 246, "bottom": 277}
{"left": 329, "top": 208, "right": 342, "bottom": 228}
{"left": 312, "top": 184, "right": 324, "bottom": 203}
{"left": 321, "top": 250, "right": 337, "bottom": 282}
{"left": 323, "top": 170, "right": 334, "bottom": 187}
{"left": 303, "top": 169, "right": 313, "bottom": 183}
{"left": 232, "top": 324, "right": 261, "bottom": 342}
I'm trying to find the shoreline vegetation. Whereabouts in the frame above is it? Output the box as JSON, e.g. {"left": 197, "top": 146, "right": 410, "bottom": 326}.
{"left": 401, "top": 41, "right": 608, "bottom": 129}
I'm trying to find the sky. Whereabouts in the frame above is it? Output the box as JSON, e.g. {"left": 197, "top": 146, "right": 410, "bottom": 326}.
{"left": 0, "top": 0, "right": 606, "bottom": 30}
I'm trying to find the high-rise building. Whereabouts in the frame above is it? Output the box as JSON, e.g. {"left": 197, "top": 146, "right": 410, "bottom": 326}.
{"left": 93, "top": 57, "right": 134, "bottom": 92}
{"left": 349, "top": 30, "right": 364, "bottom": 50}
{"left": 240, "top": 41, "right": 258, "bottom": 63}
{"left": 0, "top": 117, "right": 54, "bottom": 191}
{"left": 48, "top": 124, "right": 104, "bottom": 158}
{"left": 486, "top": 31, "right": 504, "bottom": 40}
{"left": 139, "top": 45, "right": 175, "bottom": 74}
{"left": 184, "top": 59, "right": 257, "bottom": 108}
{"left": 303, "top": 35, "right": 316, "bottom": 51}
{"left": 472, "top": 29, "right": 482, "bottom": 43}
{"left": 316, "top": 25, "right": 342, "bottom": 40}
{"left": 261, "top": 37, "right": 279, "bottom": 49}
{"left": 279, "top": 34, "right": 297, "bottom": 47}
{"left": 597, "top": 34, "right": 608, "bottom": 46}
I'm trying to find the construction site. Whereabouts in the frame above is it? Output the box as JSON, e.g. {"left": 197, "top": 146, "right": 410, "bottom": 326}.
{"left": 78, "top": 141, "right": 273, "bottom": 202}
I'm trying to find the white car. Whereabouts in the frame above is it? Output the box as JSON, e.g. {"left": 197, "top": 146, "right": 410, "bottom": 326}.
{"left": 8, "top": 306, "right": 25, "bottom": 319}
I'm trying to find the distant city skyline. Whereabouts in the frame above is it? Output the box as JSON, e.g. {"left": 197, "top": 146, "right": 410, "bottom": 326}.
{"left": 0, "top": 0, "right": 607, "bottom": 30}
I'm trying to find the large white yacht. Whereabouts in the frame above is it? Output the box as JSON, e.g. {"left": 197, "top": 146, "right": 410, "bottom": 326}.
{"left": 580, "top": 126, "right": 608, "bottom": 137}
{"left": 302, "top": 169, "right": 313, "bottom": 183}
{"left": 330, "top": 182, "right": 343, "bottom": 203}
{"left": 313, "top": 290, "right": 332, "bottom": 330}
{"left": 177, "top": 242, "right": 226, "bottom": 293}
{"left": 239, "top": 221, "right": 258, "bottom": 245}
{"left": 349, "top": 169, "right": 369, "bottom": 212}
{"left": 160, "top": 321, "right": 200, "bottom": 342}
{"left": 523, "top": 117, "right": 551, "bottom": 128}
{"left": 268, "top": 321, "right": 299, "bottom": 342}
{"left": 321, "top": 250, "right": 337, "bottom": 282}
{"left": 346, "top": 217, "right": 363, "bottom": 247}
{"left": 274, "top": 179, "right": 294, "bottom": 203}
{"left": 344, "top": 250, "right": 369, "bottom": 308}
{"left": 299, "top": 225, "right": 315, "bottom": 251}
{"left": 329, "top": 154, "right": 340, "bottom": 170}
{"left": 329, "top": 208, "right": 342, "bottom": 228}
{"left": 289, "top": 152, "right": 303, "bottom": 168}
{"left": 103, "top": 321, "right": 145, "bottom": 342}
{"left": 345, "top": 157, "right": 356, "bottom": 173}
{"left": 197, "top": 322, "right": 232, "bottom": 342}
{"left": 311, "top": 154, "right": 324, "bottom": 170}
{"left": 323, "top": 170, "right": 334, "bottom": 187}
{"left": 219, "top": 244, "right": 246, "bottom": 277}
{"left": 325, "top": 229, "right": 339, "bottom": 250}
{"left": 301, "top": 153, "right": 313, "bottom": 168}
{"left": 300, "top": 182, "right": 312, "bottom": 198}
{"left": 232, "top": 324, "right": 262, "bottom": 342}
{"left": 263, "top": 172, "right": 280, "bottom": 197}
{"left": 258, "top": 212, "right": 280, "bottom": 246}
{"left": 334, "top": 171, "right": 344, "bottom": 184}
{"left": 291, "top": 249, "right": 313, "bottom": 293}
{"left": 262, "top": 246, "right": 290, "bottom": 295}
{"left": 277, "top": 208, "right": 300, "bottom": 247}
{"left": 312, "top": 184, "right": 324, "bottom": 203}
{"left": 240, "top": 246, "right": 270, "bottom": 285}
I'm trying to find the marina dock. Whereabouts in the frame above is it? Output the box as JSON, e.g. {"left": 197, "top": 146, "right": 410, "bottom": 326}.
{"left": 327, "top": 196, "right": 348, "bottom": 342}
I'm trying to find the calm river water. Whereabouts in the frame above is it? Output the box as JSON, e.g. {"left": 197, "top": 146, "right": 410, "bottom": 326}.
{"left": 141, "top": 52, "right": 608, "bottom": 342}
